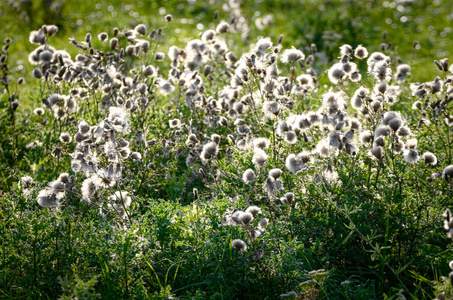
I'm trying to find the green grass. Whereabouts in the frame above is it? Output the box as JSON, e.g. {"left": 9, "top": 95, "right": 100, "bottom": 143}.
{"left": 1, "top": 0, "right": 453, "bottom": 299}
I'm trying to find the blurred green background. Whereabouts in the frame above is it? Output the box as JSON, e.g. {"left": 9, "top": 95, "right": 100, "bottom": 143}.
{"left": 1, "top": 0, "right": 453, "bottom": 92}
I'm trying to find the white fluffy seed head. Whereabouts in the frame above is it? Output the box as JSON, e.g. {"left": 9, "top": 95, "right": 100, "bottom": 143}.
{"left": 351, "top": 94, "right": 363, "bottom": 110}
{"left": 258, "top": 218, "right": 269, "bottom": 229}
{"left": 328, "top": 63, "right": 345, "bottom": 84}
{"left": 263, "top": 101, "right": 280, "bottom": 117}
{"left": 374, "top": 124, "right": 391, "bottom": 137}
{"left": 216, "top": 21, "right": 229, "bottom": 34}
{"left": 269, "top": 168, "right": 282, "bottom": 179}
{"left": 284, "top": 192, "right": 294, "bottom": 205}
{"left": 43, "top": 24, "right": 58, "bottom": 36}
{"left": 242, "top": 169, "right": 256, "bottom": 184}
{"left": 406, "top": 138, "right": 418, "bottom": 149}
{"left": 252, "top": 148, "right": 268, "bottom": 168}
{"left": 32, "top": 68, "right": 42, "bottom": 78}
{"left": 253, "top": 137, "right": 270, "bottom": 150}
{"left": 29, "top": 29, "right": 46, "bottom": 45}
{"left": 284, "top": 131, "right": 297, "bottom": 144}
{"left": 388, "top": 118, "right": 402, "bottom": 131}
{"left": 403, "top": 149, "right": 420, "bottom": 164}
{"left": 98, "top": 32, "right": 108, "bottom": 42}
{"left": 443, "top": 165, "right": 453, "bottom": 180}
{"left": 422, "top": 152, "right": 437, "bottom": 166}
{"left": 245, "top": 205, "right": 261, "bottom": 217}
{"left": 81, "top": 177, "right": 97, "bottom": 204}
{"left": 201, "top": 29, "right": 216, "bottom": 42}
{"left": 397, "top": 126, "right": 411, "bottom": 137}
{"left": 240, "top": 212, "right": 254, "bottom": 224}
{"left": 373, "top": 136, "right": 385, "bottom": 147}
{"left": 382, "top": 111, "right": 400, "bottom": 125}
{"left": 37, "top": 189, "right": 59, "bottom": 207}
{"left": 200, "top": 141, "right": 218, "bottom": 161}
{"left": 169, "top": 119, "right": 182, "bottom": 128}
{"left": 131, "top": 152, "right": 142, "bottom": 161}
{"left": 340, "top": 44, "right": 353, "bottom": 57}
{"left": 135, "top": 24, "right": 147, "bottom": 35}
{"left": 21, "top": 176, "right": 34, "bottom": 189}
{"left": 110, "top": 38, "right": 118, "bottom": 50}
{"left": 232, "top": 239, "right": 247, "bottom": 251}
{"left": 59, "top": 132, "right": 72, "bottom": 144}
{"left": 316, "top": 139, "right": 330, "bottom": 158}
{"left": 370, "top": 146, "right": 384, "bottom": 160}
{"left": 286, "top": 153, "right": 304, "bottom": 174}
{"left": 281, "top": 48, "right": 305, "bottom": 63}
{"left": 354, "top": 45, "right": 368, "bottom": 59}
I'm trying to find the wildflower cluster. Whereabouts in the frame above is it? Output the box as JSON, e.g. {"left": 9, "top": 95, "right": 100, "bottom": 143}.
{"left": 223, "top": 205, "right": 268, "bottom": 252}
{"left": 3, "top": 5, "right": 453, "bottom": 298}
{"left": 24, "top": 17, "right": 453, "bottom": 261}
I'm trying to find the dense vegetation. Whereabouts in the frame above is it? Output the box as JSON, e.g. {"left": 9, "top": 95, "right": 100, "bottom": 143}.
{"left": 1, "top": 0, "right": 453, "bottom": 299}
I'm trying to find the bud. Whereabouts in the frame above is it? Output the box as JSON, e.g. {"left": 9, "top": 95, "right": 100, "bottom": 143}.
{"left": 110, "top": 38, "right": 118, "bottom": 50}
{"left": 203, "top": 64, "right": 213, "bottom": 76}
{"left": 311, "top": 43, "right": 317, "bottom": 53}
{"left": 441, "top": 58, "right": 449, "bottom": 71}
{"left": 135, "top": 24, "right": 146, "bottom": 36}
{"left": 434, "top": 60, "right": 443, "bottom": 71}
{"left": 11, "top": 100, "right": 19, "bottom": 111}
{"left": 51, "top": 147, "right": 62, "bottom": 157}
